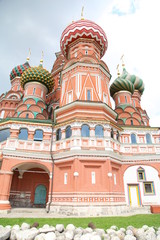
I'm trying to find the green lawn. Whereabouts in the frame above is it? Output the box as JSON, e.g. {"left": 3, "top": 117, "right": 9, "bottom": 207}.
{"left": 0, "top": 214, "right": 160, "bottom": 229}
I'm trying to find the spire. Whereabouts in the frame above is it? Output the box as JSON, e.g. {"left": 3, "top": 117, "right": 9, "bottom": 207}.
{"left": 116, "top": 64, "right": 120, "bottom": 77}
{"left": 26, "top": 48, "right": 31, "bottom": 62}
{"left": 81, "top": 6, "right": 84, "bottom": 20}
{"left": 121, "top": 54, "right": 125, "bottom": 69}
{"left": 40, "top": 51, "right": 44, "bottom": 66}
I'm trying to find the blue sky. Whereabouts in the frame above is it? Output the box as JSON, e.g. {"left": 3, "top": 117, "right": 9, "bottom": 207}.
{"left": 0, "top": 0, "right": 160, "bottom": 126}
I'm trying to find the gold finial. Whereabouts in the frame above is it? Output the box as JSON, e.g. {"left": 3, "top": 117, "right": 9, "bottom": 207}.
{"left": 121, "top": 54, "right": 125, "bottom": 68}
{"left": 116, "top": 64, "right": 120, "bottom": 76}
{"left": 81, "top": 6, "right": 84, "bottom": 20}
{"left": 40, "top": 51, "right": 44, "bottom": 65}
{"left": 26, "top": 48, "right": 31, "bottom": 62}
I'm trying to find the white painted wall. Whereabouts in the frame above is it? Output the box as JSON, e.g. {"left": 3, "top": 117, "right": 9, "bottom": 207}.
{"left": 124, "top": 165, "right": 160, "bottom": 205}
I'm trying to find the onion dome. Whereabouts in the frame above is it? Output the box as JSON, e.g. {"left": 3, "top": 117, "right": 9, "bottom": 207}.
{"left": 121, "top": 68, "right": 144, "bottom": 94}
{"left": 21, "top": 65, "right": 54, "bottom": 93}
{"left": 60, "top": 19, "right": 108, "bottom": 58}
{"left": 110, "top": 76, "right": 134, "bottom": 98}
{"left": 10, "top": 62, "right": 30, "bottom": 80}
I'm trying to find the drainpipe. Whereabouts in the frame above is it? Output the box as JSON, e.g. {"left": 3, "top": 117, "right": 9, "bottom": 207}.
{"left": 47, "top": 110, "right": 55, "bottom": 213}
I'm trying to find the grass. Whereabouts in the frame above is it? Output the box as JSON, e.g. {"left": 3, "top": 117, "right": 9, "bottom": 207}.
{"left": 0, "top": 214, "right": 160, "bottom": 229}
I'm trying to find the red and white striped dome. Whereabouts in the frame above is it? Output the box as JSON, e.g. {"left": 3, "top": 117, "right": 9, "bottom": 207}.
{"left": 60, "top": 19, "right": 108, "bottom": 58}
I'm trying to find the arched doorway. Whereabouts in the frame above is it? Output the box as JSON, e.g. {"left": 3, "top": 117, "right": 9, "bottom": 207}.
{"left": 34, "top": 184, "right": 47, "bottom": 205}
{"left": 9, "top": 163, "right": 50, "bottom": 208}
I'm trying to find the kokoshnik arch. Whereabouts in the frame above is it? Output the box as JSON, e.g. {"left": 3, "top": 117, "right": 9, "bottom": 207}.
{"left": 0, "top": 15, "right": 160, "bottom": 216}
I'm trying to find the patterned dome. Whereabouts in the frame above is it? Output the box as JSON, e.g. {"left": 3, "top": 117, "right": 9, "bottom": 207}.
{"left": 21, "top": 65, "right": 54, "bottom": 93}
{"left": 60, "top": 19, "right": 108, "bottom": 58}
{"left": 121, "top": 68, "right": 144, "bottom": 94}
{"left": 10, "top": 62, "right": 30, "bottom": 80}
{"left": 110, "top": 76, "right": 134, "bottom": 98}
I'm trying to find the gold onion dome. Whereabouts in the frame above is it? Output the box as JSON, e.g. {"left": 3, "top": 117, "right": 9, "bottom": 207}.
{"left": 21, "top": 65, "right": 54, "bottom": 93}
{"left": 121, "top": 68, "right": 144, "bottom": 94}
{"left": 110, "top": 76, "right": 134, "bottom": 98}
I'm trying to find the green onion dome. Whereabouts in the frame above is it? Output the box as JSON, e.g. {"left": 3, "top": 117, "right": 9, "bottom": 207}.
{"left": 121, "top": 68, "right": 144, "bottom": 94}
{"left": 21, "top": 65, "right": 54, "bottom": 93}
{"left": 110, "top": 76, "right": 134, "bottom": 98}
{"left": 10, "top": 62, "right": 30, "bottom": 80}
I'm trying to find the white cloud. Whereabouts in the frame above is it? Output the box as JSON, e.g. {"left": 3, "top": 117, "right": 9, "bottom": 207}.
{"left": 98, "top": 0, "right": 160, "bottom": 126}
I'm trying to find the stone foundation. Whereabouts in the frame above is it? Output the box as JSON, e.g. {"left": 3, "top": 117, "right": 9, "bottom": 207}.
{"left": 48, "top": 204, "right": 151, "bottom": 217}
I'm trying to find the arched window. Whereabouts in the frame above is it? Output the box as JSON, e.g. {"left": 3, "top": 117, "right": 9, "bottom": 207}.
{"left": 26, "top": 113, "right": 29, "bottom": 119}
{"left": 18, "top": 128, "right": 28, "bottom": 140}
{"left": 56, "top": 129, "right": 62, "bottom": 141}
{"left": 34, "top": 129, "right": 43, "bottom": 141}
{"left": 131, "top": 133, "right": 137, "bottom": 144}
{"left": 131, "top": 120, "right": 133, "bottom": 125}
{"left": 81, "top": 124, "right": 90, "bottom": 137}
{"left": 125, "top": 96, "right": 127, "bottom": 103}
{"left": 95, "top": 125, "right": 104, "bottom": 138}
{"left": 146, "top": 133, "right": 152, "bottom": 144}
{"left": 65, "top": 126, "right": 72, "bottom": 139}
{"left": 0, "top": 128, "right": 10, "bottom": 142}
{"left": 111, "top": 128, "right": 114, "bottom": 139}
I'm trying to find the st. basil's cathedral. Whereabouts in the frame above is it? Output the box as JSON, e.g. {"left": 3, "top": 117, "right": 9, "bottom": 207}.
{"left": 0, "top": 15, "right": 160, "bottom": 216}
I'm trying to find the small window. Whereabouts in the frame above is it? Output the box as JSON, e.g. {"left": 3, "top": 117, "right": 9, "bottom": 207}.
{"left": 116, "top": 131, "right": 119, "bottom": 141}
{"left": 0, "top": 110, "right": 5, "bottom": 119}
{"left": 64, "top": 173, "right": 68, "bottom": 185}
{"left": 131, "top": 120, "right": 133, "bottom": 125}
{"left": 144, "top": 182, "right": 155, "bottom": 195}
{"left": 68, "top": 92, "right": 72, "bottom": 103}
{"left": 137, "top": 167, "right": 145, "bottom": 181}
{"left": 85, "top": 50, "right": 88, "bottom": 55}
{"left": 146, "top": 133, "right": 152, "bottom": 144}
{"left": 91, "top": 172, "right": 96, "bottom": 184}
{"left": 56, "top": 129, "right": 62, "bottom": 141}
{"left": 26, "top": 113, "right": 29, "bottom": 119}
{"left": 41, "top": 90, "right": 43, "bottom": 98}
{"left": 111, "top": 128, "right": 114, "bottom": 139}
{"left": 75, "top": 52, "right": 77, "bottom": 58}
{"left": 114, "top": 173, "right": 117, "bottom": 185}
{"left": 34, "top": 129, "right": 43, "bottom": 141}
{"left": 131, "top": 133, "right": 137, "bottom": 144}
{"left": 125, "top": 96, "right": 127, "bottom": 103}
{"left": 18, "top": 86, "right": 20, "bottom": 90}
{"left": 65, "top": 126, "right": 72, "bottom": 139}
{"left": 118, "top": 96, "right": 120, "bottom": 104}
{"left": 18, "top": 128, "right": 28, "bottom": 140}
{"left": 95, "top": 125, "right": 104, "bottom": 138}
{"left": 103, "top": 93, "right": 108, "bottom": 104}
{"left": 133, "top": 100, "right": 135, "bottom": 107}
{"left": 0, "top": 128, "right": 10, "bottom": 142}
{"left": 33, "top": 88, "right": 36, "bottom": 95}
{"left": 87, "top": 90, "right": 91, "bottom": 101}
{"left": 81, "top": 124, "right": 90, "bottom": 137}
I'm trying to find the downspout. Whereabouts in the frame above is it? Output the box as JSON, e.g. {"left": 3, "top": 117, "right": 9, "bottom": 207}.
{"left": 47, "top": 110, "right": 55, "bottom": 213}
